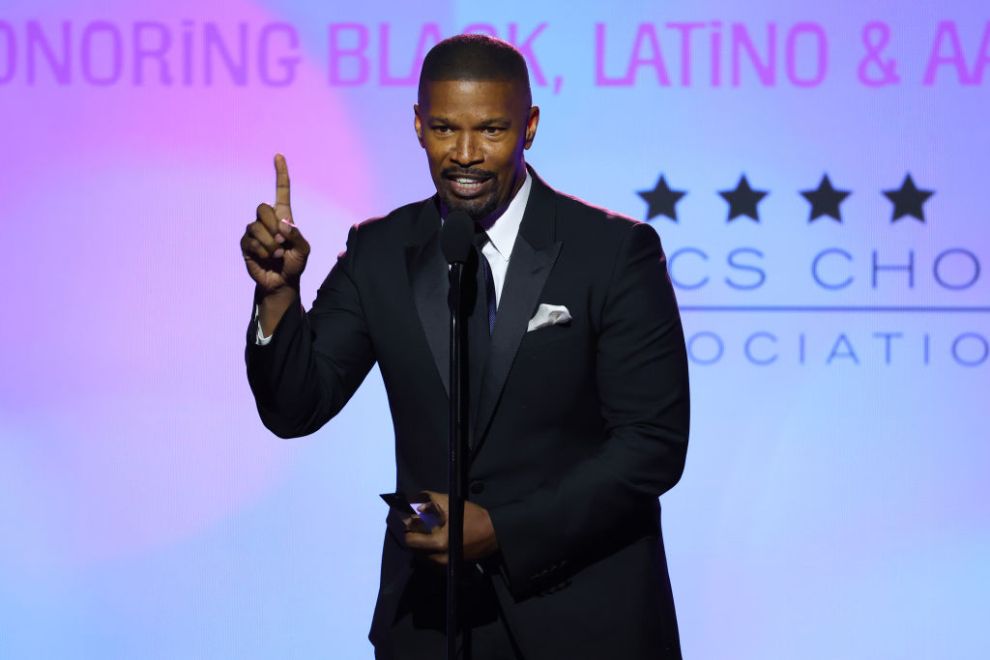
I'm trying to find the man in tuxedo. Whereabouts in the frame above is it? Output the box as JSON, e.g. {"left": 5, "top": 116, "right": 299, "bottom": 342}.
{"left": 241, "top": 35, "right": 690, "bottom": 659}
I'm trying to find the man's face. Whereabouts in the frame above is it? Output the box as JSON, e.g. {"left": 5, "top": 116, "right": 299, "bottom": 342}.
{"left": 415, "top": 79, "right": 539, "bottom": 224}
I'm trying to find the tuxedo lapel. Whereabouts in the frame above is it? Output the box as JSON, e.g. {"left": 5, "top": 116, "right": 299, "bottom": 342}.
{"left": 472, "top": 170, "right": 562, "bottom": 457}
{"left": 406, "top": 199, "right": 450, "bottom": 397}
{"left": 404, "top": 173, "right": 563, "bottom": 446}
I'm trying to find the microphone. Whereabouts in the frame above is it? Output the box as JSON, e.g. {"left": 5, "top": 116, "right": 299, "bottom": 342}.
{"left": 439, "top": 209, "right": 474, "bottom": 658}
{"left": 441, "top": 210, "right": 474, "bottom": 264}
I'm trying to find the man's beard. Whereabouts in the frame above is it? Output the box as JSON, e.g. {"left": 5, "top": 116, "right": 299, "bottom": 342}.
{"left": 440, "top": 188, "right": 500, "bottom": 223}
{"left": 437, "top": 166, "right": 501, "bottom": 223}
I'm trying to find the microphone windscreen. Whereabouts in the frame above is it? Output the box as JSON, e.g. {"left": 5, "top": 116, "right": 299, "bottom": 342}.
{"left": 441, "top": 211, "right": 474, "bottom": 264}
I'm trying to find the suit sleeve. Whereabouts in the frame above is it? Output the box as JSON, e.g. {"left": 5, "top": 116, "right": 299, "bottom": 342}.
{"left": 245, "top": 225, "right": 376, "bottom": 438}
{"left": 488, "top": 222, "right": 690, "bottom": 596}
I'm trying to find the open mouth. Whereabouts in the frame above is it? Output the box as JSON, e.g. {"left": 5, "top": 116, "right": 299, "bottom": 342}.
{"left": 444, "top": 173, "right": 493, "bottom": 198}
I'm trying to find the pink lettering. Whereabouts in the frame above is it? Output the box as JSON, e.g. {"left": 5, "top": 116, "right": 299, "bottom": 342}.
{"left": 328, "top": 23, "right": 369, "bottom": 86}
{"left": 506, "top": 23, "right": 547, "bottom": 86}
{"left": 923, "top": 21, "right": 971, "bottom": 85}
{"left": 626, "top": 23, "right": 671, "bottom": 85}
{"left": 786, "top": 22, "right": 827, "bottom": 87}
{"left": 731, "top": 22, "right": 776, "bottom": 87}
{"left": 666, "top": 21, "right": 705, "bottom": 86}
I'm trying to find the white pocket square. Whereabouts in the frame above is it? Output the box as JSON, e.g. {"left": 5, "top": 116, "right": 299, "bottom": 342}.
{"left": 527, "top": 304, "right": 572, "bottom": 332}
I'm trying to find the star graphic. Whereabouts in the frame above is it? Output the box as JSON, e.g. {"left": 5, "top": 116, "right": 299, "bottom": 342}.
{"left": 719, "top": 175, "right": 768, "bottom": 222}
{"left": 883, "top": 174, "right": 934, "bottom": 222}
{"left": 637, "top": 175, "right": 686, "bottom": 221}
{"left": 801, "top": 174, "right": 851, "bottom": 222}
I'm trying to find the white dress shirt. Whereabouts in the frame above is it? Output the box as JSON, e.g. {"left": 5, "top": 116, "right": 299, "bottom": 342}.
{"left": 256, "top": 170, "right": 532, "bottom": 345}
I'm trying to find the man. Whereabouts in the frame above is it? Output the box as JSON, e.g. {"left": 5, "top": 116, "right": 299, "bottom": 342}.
{"left": 242, "top": 35, "right": 689, "bottom": 659}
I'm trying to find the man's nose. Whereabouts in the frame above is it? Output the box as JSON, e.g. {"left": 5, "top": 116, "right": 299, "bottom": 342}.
{"left": 451, "top": 133, "right": 482, "bottom": 167}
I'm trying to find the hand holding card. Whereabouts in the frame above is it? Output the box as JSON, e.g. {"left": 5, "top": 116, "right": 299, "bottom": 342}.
{"left": 385, "top": 490, "right": 499, "bottom": 565}
{"left": 380, "top": 492, "right": 443, "bottom": 531}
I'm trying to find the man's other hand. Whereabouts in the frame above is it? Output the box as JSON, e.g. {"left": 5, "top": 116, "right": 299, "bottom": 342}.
{"left": 403, "top": 490, "right": 499, "bottom": 564}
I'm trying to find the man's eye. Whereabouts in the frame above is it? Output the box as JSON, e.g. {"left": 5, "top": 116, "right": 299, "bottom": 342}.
{"left": 432, "top": 126, "right": 452, "bottom": 134}
{"left": 483, "top": 127, "right": 504, "bottom": 135}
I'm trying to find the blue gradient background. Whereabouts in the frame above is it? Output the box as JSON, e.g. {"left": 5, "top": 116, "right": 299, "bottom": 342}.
{"left": 1, "top": 1, "right": 987, "bottom": 657}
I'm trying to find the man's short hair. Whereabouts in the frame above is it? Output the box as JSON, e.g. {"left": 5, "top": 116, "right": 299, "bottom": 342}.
{"left": 418, "top": 34, "right": 532, "bottom": 107}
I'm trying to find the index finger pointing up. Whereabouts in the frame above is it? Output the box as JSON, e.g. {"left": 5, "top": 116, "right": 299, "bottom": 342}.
{"left": 274, "top": 153, "right": 292, "bottom": 221}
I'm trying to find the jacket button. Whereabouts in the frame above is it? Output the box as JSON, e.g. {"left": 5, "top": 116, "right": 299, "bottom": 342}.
{"left": 469, "top": 480, "right": 485, "bottom": 495}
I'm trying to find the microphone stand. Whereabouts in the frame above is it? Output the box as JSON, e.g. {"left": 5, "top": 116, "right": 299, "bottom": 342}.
{"left": 446, "top": 261, "right": 468, "bottom": 660}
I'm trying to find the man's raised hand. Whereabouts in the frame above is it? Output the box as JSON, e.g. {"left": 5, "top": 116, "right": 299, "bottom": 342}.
{"left": 241, "top": 153, "right": 311, "bottom": 295}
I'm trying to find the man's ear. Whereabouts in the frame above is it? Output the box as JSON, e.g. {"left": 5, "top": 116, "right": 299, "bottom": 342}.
{"left": 524, "top": 105, "right": 540, "bottom": 150}
{"left": 413, "top": 104, "right": 425, "bottom": 147}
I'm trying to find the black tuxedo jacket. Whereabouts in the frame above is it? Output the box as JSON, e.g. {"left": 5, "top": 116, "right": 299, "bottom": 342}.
{"left": 245, "top": 169, "right": 690, "bottom": 659}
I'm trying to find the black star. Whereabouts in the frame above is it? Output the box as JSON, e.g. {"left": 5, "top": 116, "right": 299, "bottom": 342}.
{"left": 719, "top": 175, "right": 768, "bottom": 222}
{"left": 801, "top": 174, "right": 851, "bottom": 222}
{"left": 637, "top": 175, "right": 686, "bottom": 221}
{"left": 883, "top": 174, "right": 934, "bottom": 222}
